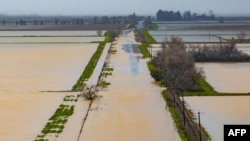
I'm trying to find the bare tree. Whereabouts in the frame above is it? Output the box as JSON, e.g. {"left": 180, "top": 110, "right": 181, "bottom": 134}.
{"left": 189, "top": 43, "right": 250, "bottom": 62}
{"left": 151, "top": 36, "right": 201, "bottom": 92}
{"left": 82, "top": 85, "right": 97, "bottom": 100}
{"left": 97, "top": 30, "right": 102, "bottom": 37}
{"left": 237, "top": 30, "right": 247, "bottom": 43}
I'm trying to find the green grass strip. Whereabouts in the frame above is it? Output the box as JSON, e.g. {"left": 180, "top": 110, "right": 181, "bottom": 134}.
{"left": 72, "top": 42, "right": 106, "bottom": 91}
{"left": 104, "top": 31, "right": 111, "bottom": 42}
{"left": 186, "top": 77, "right": 250, "bottom": 96}
{"left": 153, "top": 23, "right": 159, "bottom": 30}
{"left": 72, "top": 31, "right": 111, "bottom": 91}
{"left": 139, "top": 43, "right": 150, "bottom": 58}
{"left": 161, "top": 91, "right": 189, "bottom": 141}
{"left": 141, "top": 29, "right": 157, "bottom": 43}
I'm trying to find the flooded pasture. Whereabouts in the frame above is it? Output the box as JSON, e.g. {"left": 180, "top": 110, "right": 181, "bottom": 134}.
{"left": 196, "top": 62, "right": 250, "bottom": 93}
{"left": 0, "top": 36, "right": 104, "bottom": 43}
{"left": 0, "top": 92, "right": 66, "bottom": 141}
{"left": 187, "top": 62, "right": 250, "bottom": 140}
{"left": 0, "top": 30, "right": 105, "bottom": 36}
{"left": 150, "top": 21, "right": 250, "bottom": 42}
{"left": 0, "top": 43, "right": 97, "bottom": 91}
{"left": 185, "top": 96, "right": 250, "bottom": 141}
{"left": 0, "top": 31, "right": 100, "bottom": 141}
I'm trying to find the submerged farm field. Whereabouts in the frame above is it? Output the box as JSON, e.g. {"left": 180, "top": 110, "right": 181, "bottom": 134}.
{"left": 150, "top": 21, "right": 250, "bottom": 141}
{"left": 151, "top": 21, "right": 250, "bottom": 43}
{"left": 185, "top": 96, "right": 250, "bottom": 141}
{"left": 196, "top": 62, "right": 250, "bottom": 93}
{"left": 0, "top": 31, "right": 102, "bottom": 140}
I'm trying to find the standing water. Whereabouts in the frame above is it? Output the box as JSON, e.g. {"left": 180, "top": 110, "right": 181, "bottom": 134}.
{"left": 79, "top": 30, "right": 181, "bottom": 141}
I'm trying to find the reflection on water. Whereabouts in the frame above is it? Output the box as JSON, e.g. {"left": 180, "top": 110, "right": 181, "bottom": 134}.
{"left": 122, "top": 44, "right": 139, "bottom": 75}
{"left": 185, "top": 96, "right": 250, "bottom": 141}
{"left": 196, "top": 62, "right": 250, "bottom": 93}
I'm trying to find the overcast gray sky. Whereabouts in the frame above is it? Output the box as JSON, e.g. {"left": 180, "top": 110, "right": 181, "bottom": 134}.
{"left": 0, "top": 0, "right": 249, "bottom": 16}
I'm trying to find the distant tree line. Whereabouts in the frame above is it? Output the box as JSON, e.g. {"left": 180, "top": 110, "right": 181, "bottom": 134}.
{"left": 156, "top": 10, "right": 216, "bottom": 21}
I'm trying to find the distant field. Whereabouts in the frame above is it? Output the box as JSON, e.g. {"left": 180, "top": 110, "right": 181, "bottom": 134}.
{"left": 150, "top": 21, "right": 250, "bottom": 42}
{"left": 0, "top": 24, "right": 125, "bottom": 31}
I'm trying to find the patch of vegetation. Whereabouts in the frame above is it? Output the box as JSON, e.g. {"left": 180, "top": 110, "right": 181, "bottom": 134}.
{"left": 106, "top": 67, "right": 114, "bottom": 72}
{"left": 185, "top": 77, "right": 217, "bottom": 96}
{"left": 109, "top": 49, "right": 117, "bottom": 54}
{"left": 139, "top": 43, "right": 150, "bottom": 58}
{"left": 190, "top": 43, "right": 250, "bottom": 62}
{"left": 49, "top": 105, "right": 74, "bottom": 121}
{"left": 104, "top": 32, "right": 111, "bottom": 42}
{"left": 72, "top": 42, "right": 106, "bottom": 91}
{"left": 105, "top": 30, "right": 120, "bottom": 42}
{"left": 147, "top": 62, "right": 162, "bottom": 82}
{"left": 63, "top": 95, "right": 78, "bottom": 102}
{"left": 98, "top": 80, "right": 111, "bottom": 88}
{"left": 153, "top": 23, "right": 159, "bottom": 30}
{"left": 186, "top": 77, "right": 250, "bottom": 96}
{"left": 35, "top": 97, "right": 77, "bottom": 141}
{"left": 141, "top": 29, "right": 157, "bottom": 43}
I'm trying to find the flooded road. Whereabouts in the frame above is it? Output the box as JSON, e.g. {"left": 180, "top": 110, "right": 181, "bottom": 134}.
{"left": 79, "top": 31, "right": 181, "bottom": 141}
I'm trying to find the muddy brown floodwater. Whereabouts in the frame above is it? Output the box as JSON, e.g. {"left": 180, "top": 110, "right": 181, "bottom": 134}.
{"left": 0, "top": 41, "right": 98, "bottom": 140}
{"left": 185, "top": 96, "right": 250, "bottom": 141}
{"left": 186, "top": 61, "right": 250, "bottom": 141}
{"left": 79, "top": 31, "right": 181, "bottom": 141}
{"left": 0, "top": 43, "right": 97, "bottom": 92}
{"left": 196, "top": 62, "right": 250, "bottom": 93}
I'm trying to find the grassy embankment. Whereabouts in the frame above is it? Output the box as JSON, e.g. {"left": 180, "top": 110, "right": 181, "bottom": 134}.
{"left": 138, "top": 29, "right": 156, "bottom": 59}
{"left": 147, "top": 58, "right": 211, "bottom": 141}
{"left": 141, "top": 29, "right": 157, "bottom": 43}
{"left": 72, "top": 32, "right": 111, "bottom": 91}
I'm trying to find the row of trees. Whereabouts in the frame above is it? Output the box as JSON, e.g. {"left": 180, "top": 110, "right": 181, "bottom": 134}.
{"left": 156, "top": 10, "right": 216, "bottom": 21}
{"left": 0, "top": 14, "right": 142, "bottom": 26}
{"left": 151, "top": 37, "right": 203, "bottom": 92}
{"left": 189, "top": 43, "right": 250, "bottom": 62}
{"left": 54, "top": 18, "right": 84, "bottom": 25}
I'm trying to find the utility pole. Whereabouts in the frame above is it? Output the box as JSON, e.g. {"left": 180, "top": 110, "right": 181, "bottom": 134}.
{"left": 198, "top": 112, "right": 202, "bottom": 141}
{"left": 182, "top": 90, "right": 185, "bottom": 126}
{"left": 209, "top": 29, "right": 211, "bottom": 43}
